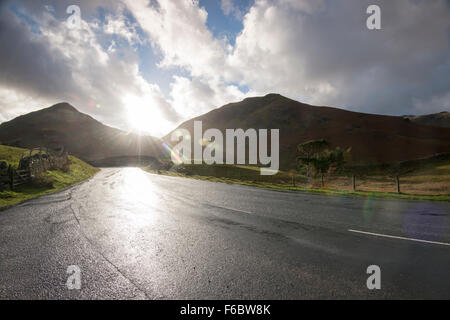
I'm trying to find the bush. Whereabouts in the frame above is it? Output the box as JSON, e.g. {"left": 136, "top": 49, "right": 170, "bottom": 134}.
{"left": 30, "top": 175, "right": 54, "bottom": 188}
{"left": 150, "top": 159, "right": 174, "bottom": 171}
{"left": 61, "top": 159, "right": 71, "bottom": 173}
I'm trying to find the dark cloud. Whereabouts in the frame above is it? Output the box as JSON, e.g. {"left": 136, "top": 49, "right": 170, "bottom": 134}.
{"left": 230, "top": 0, "right": 450, "bottom": 115}
{"left": 0, "top": 4, "right": 75, "bottom": 99}
{"left": 0, "top": 0, "right": 181, "bottom": 136}
{"left": 301, "top": 0, "right": 450, "bottom": 115}
{"left": 0, "top": 0, "right": 449, "bottom": 138}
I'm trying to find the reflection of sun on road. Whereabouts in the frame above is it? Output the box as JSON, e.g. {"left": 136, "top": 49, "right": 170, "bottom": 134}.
{"left": 91, "top": 168, "right": 165, "bottom": 230}
{"left": 74, "top": 168, "right": 169, "bottom": 270}
{"left": 119, "top": 168, "right": 161, "bottom": 208}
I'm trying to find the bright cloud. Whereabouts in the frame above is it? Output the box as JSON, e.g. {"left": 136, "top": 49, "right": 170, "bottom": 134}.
{"left": 221, "top": 0, "right": 244, "bottom": 20}
{"left": 126, "top": 0, "right": 450, "bottom": 117}
{"left": 0, "top": 0, "right": 178, "bottom": 136}
{"left": 0, "top": 0, "right": 449, "bottom": 138}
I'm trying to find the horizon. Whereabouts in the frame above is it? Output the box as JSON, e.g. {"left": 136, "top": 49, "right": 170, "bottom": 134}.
{"left": 3, "top": 93, "right": 450, "bottom": 139}
{"left": 1, "top": 0, "right": 450, "bottom": 137}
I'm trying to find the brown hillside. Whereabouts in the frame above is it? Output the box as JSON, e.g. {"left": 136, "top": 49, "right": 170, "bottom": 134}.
{"left": 404, "top": 111, "right": 450, "bottom": 128}
{"left": 165, "top": 94, "right": 450, "bottom": 169}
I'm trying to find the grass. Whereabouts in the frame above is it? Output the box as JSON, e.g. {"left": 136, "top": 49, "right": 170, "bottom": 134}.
{"left": 0, "top": 145, "right": 99, "bottom": 208}
{"left": 0, "top": 145, "right": 26, "bottom": 168}
{"left": 145, "top": 159, "right": 450, "bottom": 202}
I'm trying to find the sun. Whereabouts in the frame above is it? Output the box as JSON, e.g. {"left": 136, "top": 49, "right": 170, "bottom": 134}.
{"left": 124, "top": 94, "right": 168, "bottom": 136}
{"left": 127, "top": 104, "right": 153, "bottom": 133}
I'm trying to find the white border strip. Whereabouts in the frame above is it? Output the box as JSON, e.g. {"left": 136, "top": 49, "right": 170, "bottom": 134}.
{"left": 348, "top": 229, "right": 450, "bottom": 247}
{"left": 210, "top": 204, "right": 253, "bottom": 215}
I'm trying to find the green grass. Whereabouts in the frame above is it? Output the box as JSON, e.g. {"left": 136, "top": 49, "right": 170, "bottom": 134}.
{"left": 163, "top": 163, "right": 299, "bottom": 184}
{"left": 0, "top": 146, "right": 99, "bottom": 208}
{"left": 40, "top": 156, "right": 99, "bottom": 189}
{"left": 0, "top": 145, "right": 27, "bottom": 168}
{"left": 145, "top": 161, "right": 450, "bottom": 202}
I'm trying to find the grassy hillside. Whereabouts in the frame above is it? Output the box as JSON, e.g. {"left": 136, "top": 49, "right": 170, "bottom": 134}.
{"left": 0, "top": 145, "right": 99, "bottom": 208}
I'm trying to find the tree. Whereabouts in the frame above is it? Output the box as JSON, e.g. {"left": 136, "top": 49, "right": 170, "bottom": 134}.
{"left": 297, "top": 139, "right": 329, "bottom": 181}
{"left": 297, "top": 139, "right": 347, "bottom": 187}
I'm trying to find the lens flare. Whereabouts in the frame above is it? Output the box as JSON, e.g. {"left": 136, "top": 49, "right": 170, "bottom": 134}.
{"left": 162, "top": 142, "right": 183, "bottom": 164}
{"left": 363, "top": 193, "right": 377, "bottom": 221}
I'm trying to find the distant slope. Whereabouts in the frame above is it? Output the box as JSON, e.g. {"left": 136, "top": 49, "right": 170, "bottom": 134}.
{"left": 0, "top": 103, "right": 163, "bottom": 164}
{"left": 165, "top": 94, "right": 450, "bottom": 169}
{"left": 404, "top": 111, "right": 450, "bottom": 128}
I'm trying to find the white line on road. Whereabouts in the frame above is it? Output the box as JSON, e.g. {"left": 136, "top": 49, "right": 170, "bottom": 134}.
{"left": 348, "top": 229, "right": 450, "bottom": 246}
{"left": 206, "top": 203, "right": 253, "bottom": 215}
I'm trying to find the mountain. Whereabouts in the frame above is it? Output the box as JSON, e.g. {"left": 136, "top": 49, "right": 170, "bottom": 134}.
{"left": 404, "top": 111, "right": 450, "bottom": 128}
{"left": 0, "top": 103, "right": 163, "bottom": 165}
{"left": 165, "top": 94, "right": 450, "bottom": 169}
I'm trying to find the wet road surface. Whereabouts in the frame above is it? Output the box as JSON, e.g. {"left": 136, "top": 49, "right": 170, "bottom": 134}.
{"left": 0, "top": 168, "right": 449, "bottom": 299}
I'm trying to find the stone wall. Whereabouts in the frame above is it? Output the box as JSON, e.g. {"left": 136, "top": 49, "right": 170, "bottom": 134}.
{"left": 18, "top": 151, "right": 69, "bottom": 177}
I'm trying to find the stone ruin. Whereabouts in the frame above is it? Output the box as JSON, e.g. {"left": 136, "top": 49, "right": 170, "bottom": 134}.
{"left": 18, "top": 149, "right": 69, "bottom": 177}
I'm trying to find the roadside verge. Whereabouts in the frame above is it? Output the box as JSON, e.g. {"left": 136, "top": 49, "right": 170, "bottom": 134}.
{"left": 0, "top": 155, "right": 99, "bottom": 210}
{"left": 143, "top": 168, "right": 450, "bottom": 202}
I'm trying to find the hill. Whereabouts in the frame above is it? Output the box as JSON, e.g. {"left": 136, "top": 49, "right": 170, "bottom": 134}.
{"left": 404, "top": 111, "right": 450, "bottom": 128}
{"left": 0, "top": 103, "right": 163, "bottom": 165}
{"left": 165, "top": 94, "right": 450, "bottom": 169}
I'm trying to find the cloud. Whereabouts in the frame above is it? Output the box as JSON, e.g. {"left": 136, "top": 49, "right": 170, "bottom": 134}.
{"left": 1, "top": 0, "right": 449, "bottom": 140}
{"left": 0, "top": 0, "right": 179, "bottom": 137}
{"left": 128, "top": 0, "right": 450, "bottom": 116}
{"left": 169, "top": 76, "right": 246, "bottom": 120}
{"left": 103, "top": 7, "right": 145, "bottom": 47}
{"left": 220, "top": 0, "right": 244, "bottom": 20}
{"left": 0, "top": 87, "right": 53, "bottom": 122}
{"left": 0, "top": 6, "right": 75, "bottom": 101}
{"left": 124, "top": 0, "right": 231, "bottom": 80}
{"left": 123, "top": 0, "right": 247, "bottom": 121}
{"left": 228, "top": 0, "right": 450, "bottom": 115}
{"left": 413, "top": 90, "right": 450, "bottom": 115}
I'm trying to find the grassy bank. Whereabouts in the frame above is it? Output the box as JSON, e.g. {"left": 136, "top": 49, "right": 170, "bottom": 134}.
{"left": 0, "top": 145, "right": 24, "bottom": 168}
{"left": 0, "top": 145, "right": 99, "bottom": 208}
{"left": 144, "top": 161, "right": 450, "bottom": 202}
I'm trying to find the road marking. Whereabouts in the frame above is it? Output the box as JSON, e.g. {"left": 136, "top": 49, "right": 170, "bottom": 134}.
{"left": 348, "top": 229, "right": 450, "bottom": 246}
{"left": 205, "top": 203, "right": 253, "bottom": 215}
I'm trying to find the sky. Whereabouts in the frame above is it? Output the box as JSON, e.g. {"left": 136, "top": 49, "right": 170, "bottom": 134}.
{"left": 0, "top": 0, "right": 449, "bottom": 137}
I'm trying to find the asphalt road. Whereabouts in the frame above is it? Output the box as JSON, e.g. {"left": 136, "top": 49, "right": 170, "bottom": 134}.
{"left": 0, "top": 168, "right": 449, "bottom": 299}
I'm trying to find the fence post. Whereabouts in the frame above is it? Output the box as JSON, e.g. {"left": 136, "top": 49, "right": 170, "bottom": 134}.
{"left": 8, "top": 165, "right": 14, "bottom": 191}
{"left": 396, "top": 175, "right": 400, "bottom": 194}
{"left": 292, "top": 175, "right": 296, "bottom": 187}
{"left": 352, "top": 174, "right": 356, "bottom": 192}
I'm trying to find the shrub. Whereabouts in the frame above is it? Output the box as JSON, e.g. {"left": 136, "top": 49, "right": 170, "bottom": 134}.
{"left": 30, "top": 174, "right": 54, "bottom": 188}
